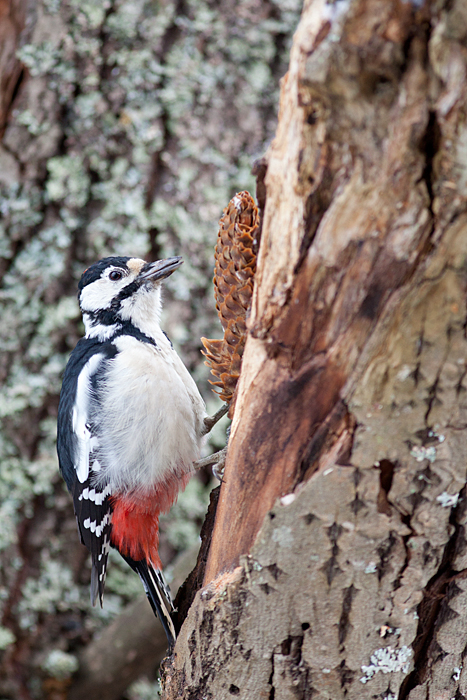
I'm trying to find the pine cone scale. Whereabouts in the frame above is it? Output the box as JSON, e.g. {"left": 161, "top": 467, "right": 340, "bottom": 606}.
{"left": 201, "top": 191, "right": 259, "bottom": 412}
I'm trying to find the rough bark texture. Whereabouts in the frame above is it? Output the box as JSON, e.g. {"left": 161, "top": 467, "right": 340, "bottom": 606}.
{"left": 161, "top": 1, "right": 467, "bottom": 698}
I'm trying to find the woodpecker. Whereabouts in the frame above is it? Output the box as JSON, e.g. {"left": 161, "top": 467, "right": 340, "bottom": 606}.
{"left": 57, "top": 256, "right": 207, "bottom": 649}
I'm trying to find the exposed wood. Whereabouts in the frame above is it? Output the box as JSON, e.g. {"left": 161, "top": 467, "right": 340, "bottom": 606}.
{"left": 204, "top": 0, "right": 433, "bottom": 583}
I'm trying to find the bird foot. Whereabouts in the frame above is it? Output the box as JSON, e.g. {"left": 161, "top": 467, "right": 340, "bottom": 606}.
{"left": 193, "top": 446, "right": 228, "bottom": 482}
{"left": 201, "top": 404, "right": 229, "bottom": 436}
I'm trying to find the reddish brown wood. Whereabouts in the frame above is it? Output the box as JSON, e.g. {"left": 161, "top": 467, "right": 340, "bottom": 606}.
{"left": 204, "top": 236, "right": 431, "bottom": 581}
{"left": 203, "top": 0, "right": 437, "bottom": 583}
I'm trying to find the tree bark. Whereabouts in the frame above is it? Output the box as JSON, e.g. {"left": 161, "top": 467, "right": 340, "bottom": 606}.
{"left": 161, "top": 1, "right": 467, "bottom": 698}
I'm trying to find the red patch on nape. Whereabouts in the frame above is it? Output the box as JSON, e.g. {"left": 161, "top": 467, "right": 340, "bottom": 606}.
{"left": 110, "top": 473, "right": 191, "bottom": 566}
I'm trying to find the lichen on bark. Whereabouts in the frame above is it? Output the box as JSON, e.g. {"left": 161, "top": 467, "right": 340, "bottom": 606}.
{"left": 0, "top": 0, "right": 301, "bottom": 695}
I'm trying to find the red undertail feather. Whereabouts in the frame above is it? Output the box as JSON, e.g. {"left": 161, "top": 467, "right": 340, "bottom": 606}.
{"left": 110, "top": 473, "right": 191, "bottom": 567}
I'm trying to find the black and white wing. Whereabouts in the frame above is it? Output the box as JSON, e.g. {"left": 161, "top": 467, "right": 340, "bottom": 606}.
{"left": 73, "top": 464, "right": 113, "bottom": 607}
{"left": 57, "top": 339, "right": 115, "bottom": 606}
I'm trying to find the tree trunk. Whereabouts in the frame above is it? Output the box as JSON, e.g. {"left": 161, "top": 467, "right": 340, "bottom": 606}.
{"left": 161, "top": 1, "right": 467, "bottom": 699}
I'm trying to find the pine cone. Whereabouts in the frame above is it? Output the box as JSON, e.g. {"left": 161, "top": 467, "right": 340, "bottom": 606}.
{"left": 201, "top": 191, "right": 259, "bottom": 413}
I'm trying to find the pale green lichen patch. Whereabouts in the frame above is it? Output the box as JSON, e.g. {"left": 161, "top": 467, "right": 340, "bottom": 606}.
{"left": 0, "top": 626, "right": 16, "bottom": 650}
{"left": 42, "top": 649, "right": 79, "bottom": 680}
{"left": 127, "top": 677, "right": 162, "bottom": 700}
{"left": 436, "top": 492, "right": 459, "bottom": 508}
{"left": 360, "top": 645, "right": 413, "bottom": 684}
{"left": 17, "top": 42, "right": 60, "bottom": 77}
{"left": 410, "top": 445, "right": 437, "bottom": 463}
{"left": 17, "top": 559, "right": 78, "bottom": 629}
{"left": 46, "top": 156, "right": 91, "bottom": 208}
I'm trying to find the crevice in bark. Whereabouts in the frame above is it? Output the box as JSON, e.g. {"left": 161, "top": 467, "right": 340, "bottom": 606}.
{"left": 376, "top": 531, "right": 399, "bottom": 582}
{"left": 173, "top": 486, "right": 220, "bottom": 632}
{"left": 0, "top": 0, "right": 28, "bottom": 136}
{"left": 399, "top": 487, "right": 467, "bottom": 699}
{"left": 338, "top": 659, "right": 355, "bottom": 689}
{"left": 252, "top": 155, "right": 267, "bottom": 251}
{"left": 144, "top": 127, "right": 174, "bottom": 212}
{"left": 390, "top": 507, "right": 417, "bottom": 608}
{"left": 419, "top": 110, "right": 441, "bottom": 212}
{"left": 298, "top": 400, "right": 353, "bottom": 484}
{"left": 338, "top": 584, "right": 356, "bottom": 648}
{"left": 268, "top": 652, "right": 275, "bottom": 700}
{"left": 424, "top": 334, "right": 451, "bottom": 425}
{"left": 6, "top": 67, "right": 25, "bottom": 119}
{"left": 96, "top": 0, "right": 118, "bottom": 75}
{"left": 295, "top": 180, "right": 332, "bottom": 274}
{"left": 378, "top": 461, "right": 394, "bottom": 495}
{"left": 147, "top": 226, "right": 163, "bottom": 261}
{"left": 0, "top": 64, "right": 24, "bottom": 137}
{"left": 376, "top": 459, "right": 396, "bottom": 515}
{"left": 322, "top": 523, "right": 343, "bottom": 585}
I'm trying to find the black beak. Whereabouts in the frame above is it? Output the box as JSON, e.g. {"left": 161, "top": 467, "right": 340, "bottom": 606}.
{"left": 138, "top": 257, "right": 183, "bottom": 283}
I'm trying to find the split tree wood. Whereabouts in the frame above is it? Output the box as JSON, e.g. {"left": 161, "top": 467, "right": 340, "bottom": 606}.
{"left": 161, "top": 1, "right": 467, "bottom": 699}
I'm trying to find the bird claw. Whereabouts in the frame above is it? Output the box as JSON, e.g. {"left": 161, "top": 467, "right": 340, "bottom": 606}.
{"left": 196, "top": 406, "right": 229, "bottom": 480}
{"left": 211, "top": 448, "right": 227, "bottom": 482}
{"left": 193, "top": 446, "right": 228, "bottom": 482}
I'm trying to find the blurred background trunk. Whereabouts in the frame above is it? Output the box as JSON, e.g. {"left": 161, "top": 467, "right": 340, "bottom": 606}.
{"left": 160, "top": 2, "right": 467, "bottom": 699}
{"left": 0, "top": 0, "right": 301, "bottom": 698}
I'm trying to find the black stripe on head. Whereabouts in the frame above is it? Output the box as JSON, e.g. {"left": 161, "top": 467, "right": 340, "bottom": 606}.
{"left": 78, "top": 257, "right": 132, "bottom": 292}
{"left": 110, "top": 279, "right": 140, "bottom": 308}
{"left": 83, "top": 277, "right": 148, "bottom": 329}
{"left": 88, "top": 308, "right": 122, "bottom": 327}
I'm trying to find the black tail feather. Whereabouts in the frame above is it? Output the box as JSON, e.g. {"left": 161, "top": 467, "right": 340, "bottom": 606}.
{"left": 122, "top": 556, "right": 176, "bottom": 650}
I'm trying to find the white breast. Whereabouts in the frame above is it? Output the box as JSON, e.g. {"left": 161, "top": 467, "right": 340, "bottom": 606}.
{"left": 94, "top": 335, "right": 206, "bottom": 493}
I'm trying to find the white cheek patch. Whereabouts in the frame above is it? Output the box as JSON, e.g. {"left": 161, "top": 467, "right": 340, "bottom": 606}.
{"left": 79, "top": 279, "right": 118, "bottom": 312}
{"left": 118, "top": 287, "right": 163, "bottom": 337}
{"left": 79, "top": 270, "right": 140, "bottom": 314}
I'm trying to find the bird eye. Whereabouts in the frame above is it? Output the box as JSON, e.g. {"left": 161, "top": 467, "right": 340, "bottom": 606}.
{"left": 109, "top": 270, "right": 123, "bottom": 281}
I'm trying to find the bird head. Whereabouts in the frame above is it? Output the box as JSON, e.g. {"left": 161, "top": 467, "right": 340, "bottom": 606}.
{"left": 78, "top": 256, "right": 183, "bottom": 339}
